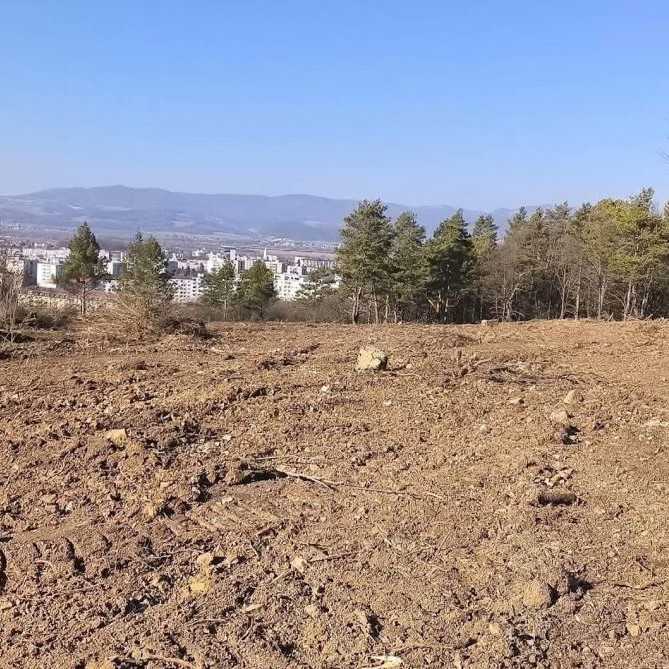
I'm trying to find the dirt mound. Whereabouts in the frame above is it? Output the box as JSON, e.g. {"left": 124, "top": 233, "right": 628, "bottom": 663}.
{"left": 0, "top": 321, "right": 667, "bottom": 668}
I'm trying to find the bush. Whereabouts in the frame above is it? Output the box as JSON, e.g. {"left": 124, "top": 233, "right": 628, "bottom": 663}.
{"left": 81, "top": 292, "right": 170, "bottom": 341}
{"left": 16, "top": 304, "right": 77, "bottom": 330}
{"left": 265, "top": 295, "right": 349, "bottom": 322}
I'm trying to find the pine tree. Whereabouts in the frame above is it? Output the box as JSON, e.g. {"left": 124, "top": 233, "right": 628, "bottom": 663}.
{"left": 119, "top": 233, "right": 173, "bottom": 298}
{"left": 115, "top": 233, "right": 174, "bottom": 334}
{"left": 471, "top": 214, "right": 497, "bottom": 259}
{"left": 612, "top": 188, "right": 668, "bottom": 318}
{"left": 584, "top": 199, "right": 622, "bottom": 318}
{"left": 336, "top": 200, "right": 394, "bottom": 323}
{"left": 389, "top": 211, "right": 427, "bottom": 321}
{"left": 471, "top": 214, "right": 498, "bottom": 319}
{"left": 236, "top": 260, "right": 276, "bottom": 319}
{"left": 425, "top": 209, "right": 474, "bottom": 321}
{"left": 59, "top": 222, "right": 108, "bottom": 315}
{"left": 508, "top": 206, "right": 528, "bottom": 232}
{"left": 202, "top": 260, "right": 236, "bottom": 319}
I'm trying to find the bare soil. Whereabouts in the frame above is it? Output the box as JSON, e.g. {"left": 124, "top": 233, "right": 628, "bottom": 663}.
{"left": 0, "top": 320, "right": 667, "bottom": 669}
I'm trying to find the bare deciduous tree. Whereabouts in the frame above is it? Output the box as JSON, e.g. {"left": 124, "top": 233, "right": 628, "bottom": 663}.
{"left": 0, "top": 247, "right": 23, "bottom": 341}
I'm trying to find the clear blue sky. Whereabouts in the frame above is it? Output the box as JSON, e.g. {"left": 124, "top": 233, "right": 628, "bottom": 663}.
{"left": 1, "top": 1, "right": 668, "bottom": 210}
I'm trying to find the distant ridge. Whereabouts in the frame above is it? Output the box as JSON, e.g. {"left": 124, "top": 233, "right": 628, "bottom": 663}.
{"left": 0, "top": 185, "right": 539, "bottom": 241}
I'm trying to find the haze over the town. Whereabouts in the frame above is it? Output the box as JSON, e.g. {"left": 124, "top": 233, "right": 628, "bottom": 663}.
{"left": 2, "top": 1, "right": 669, "bottom": 210}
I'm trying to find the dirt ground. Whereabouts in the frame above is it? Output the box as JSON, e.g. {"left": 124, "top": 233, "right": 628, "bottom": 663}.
{"left": 0, "top": 320, "right": 667, "bottom": 669}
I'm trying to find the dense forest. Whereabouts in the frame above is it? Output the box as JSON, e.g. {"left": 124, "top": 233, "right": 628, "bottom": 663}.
{"left": 318, "top": 188, "right": 669, "bottom": 323}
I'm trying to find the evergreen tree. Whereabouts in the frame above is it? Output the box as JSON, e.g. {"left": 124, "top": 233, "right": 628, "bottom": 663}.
{"left": 425, "top": 209, "right": 474, "bottom": 321}
{"left": 202, "top": 260, "right": 236, "bottom": 319}
{"left": 389, "top": 211, "right": 427, "bottom": 321}
{"left": 471, "top": 214, "right": 498, "bottom": 319}
{"left": 115, "top": 233, "right": 174, "bottom": 333}
{"left": 59, "top": 222, "right": 108, "bottom": 315}
{"left": 471, "top": 214, "right": 497, "bottom": 259}
{"left": 119, "top": 233, "right": 173, "bottom": 299}
{"left": 584, "top": 199, "right": 622, "bottom": 318}
{"left": 336, "top": 200, "right": 394, "bottom": 323}
{"left": 237, "top": 260, "right": 276, "bottom": 319}
{"left": 611, "top": 188, "right": 668, "bottom": 318}
{"left": 508, "top": 206, "right": 528, "bottom": 232}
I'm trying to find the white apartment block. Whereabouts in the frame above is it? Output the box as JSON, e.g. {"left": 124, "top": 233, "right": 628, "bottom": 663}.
{"left": 36, "top": 261, "right": 65, "bottom": 288}
{"left": 107, "top": 260, "right": 125, "bottom": 279}
{"left": 274, "top": 270, "right": 307, "bottom": 301}
{"left": 170, "top": 274, "right": 205, "bottom": 303}
{"left": 202, "top": 249, "right": 236, "bottom": 273}
{"left": 21, "top": 247, "right": 70, "bottom": 261}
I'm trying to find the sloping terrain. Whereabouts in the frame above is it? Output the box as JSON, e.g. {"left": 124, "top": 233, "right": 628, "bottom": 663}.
{"left": 0, "top": 320, "right": 667, "bottom": 668}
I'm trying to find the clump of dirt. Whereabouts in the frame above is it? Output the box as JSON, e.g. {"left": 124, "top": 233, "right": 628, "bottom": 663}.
{"left": 0, "top": 320, "right": 667, "bottom": 668}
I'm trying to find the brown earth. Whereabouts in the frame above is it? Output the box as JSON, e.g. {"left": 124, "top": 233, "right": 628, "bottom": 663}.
{"left": 0, "top": 320, "right": 667, "bottom": 669}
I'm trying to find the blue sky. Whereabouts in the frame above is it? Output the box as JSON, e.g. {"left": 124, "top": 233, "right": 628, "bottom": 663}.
{"left": 1, "top": 1, "right": 668, "bottom": 210}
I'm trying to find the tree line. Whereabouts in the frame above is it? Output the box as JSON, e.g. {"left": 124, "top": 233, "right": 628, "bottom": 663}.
{"left": 6, "top": 185, "right": 667, "bottom": 332}
{"left": 333, "top": 188, "right": 669, "bottom": 323}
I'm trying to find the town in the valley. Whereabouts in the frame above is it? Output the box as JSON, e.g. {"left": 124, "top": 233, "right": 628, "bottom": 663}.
{"left": 4, "top": 243, "right": 338, "bottom": 303}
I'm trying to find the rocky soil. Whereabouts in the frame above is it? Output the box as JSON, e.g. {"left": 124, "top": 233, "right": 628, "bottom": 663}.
{"left": 0, "top": 320, "right": 667, "bottom": 669}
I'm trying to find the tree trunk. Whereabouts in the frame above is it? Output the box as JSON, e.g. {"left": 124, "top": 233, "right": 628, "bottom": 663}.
{"left": 623, "top": 279, "right": 633, "bottom": 320}
{"left": 574, "top": 266, "right": 581, "bottom": 320}
{"left": 597, "top": 276, "right": 607, "bottom": 319}
{"left": 372, "top": 291, "right": 379, "bottom": 324}
{"left": 351, "top": 287, "right": 361, "bottom": 324}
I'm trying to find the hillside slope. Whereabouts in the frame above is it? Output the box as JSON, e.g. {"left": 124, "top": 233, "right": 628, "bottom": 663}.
{"left": 1, "top": 320, "right": 666, "bottom": 667}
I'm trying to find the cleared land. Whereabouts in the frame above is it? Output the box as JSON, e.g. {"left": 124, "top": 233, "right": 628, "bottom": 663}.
{"left": 0, "top": 320, "right": 667, "bottom": 669}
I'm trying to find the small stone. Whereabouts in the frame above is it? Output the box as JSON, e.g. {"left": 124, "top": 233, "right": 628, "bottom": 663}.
{"left": 291, "top": 556, "right": 308, "bottom": 574}
{"left": 479, "top": 424, "right": 490, "bottom": 434}
{"left": 356, "top": 347, "right": 388, "bottom": 372}
{"left": 196, "top": 552, "right": 216, "bottom": 569}
{"left": 563, "top": 389, "right": 582, "bottom": 405}
{"left": 508, "top": 397, "right": 524, "bottom": 406}
{"left": 383, "top": 400, "right": 392, "bottom": 407}
{"left": 626, "top": 622, "right": 641, "bottom": 637}
{"left": 304, "top": 603, "right": 320, "bottom": 618}
{"left": 522, "top": 580, "right": 556, "bottom": 610}
{"left": 242, "top": 602, "right": 263, "bottom": 613}
{"left": 105, "top": 428, "right": 128, "bottom": 445}
{"left": 188, "top": 572, "right": 212, "bottom": 594}
{"left": 537, "top": 488, "right": 577, "bottom": 506}
{"left": 550, "top": 410, "right": 570, "bottom": 426}
{"left": 320, "top": 385, "right": 331, "bottom": 394}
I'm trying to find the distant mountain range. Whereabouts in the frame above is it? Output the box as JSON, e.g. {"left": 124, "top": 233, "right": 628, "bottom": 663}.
{"left": 0, "top": 185, "right": 535, "bottom": 242}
